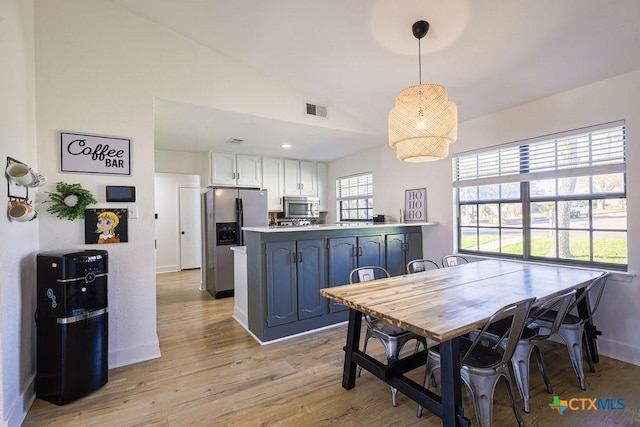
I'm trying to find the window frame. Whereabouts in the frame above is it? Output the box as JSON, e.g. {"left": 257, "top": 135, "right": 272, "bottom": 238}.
{"left": 336, "top": 172, "right": 373, "bottom": 222}
{"left": 453, "top": 121, "right": 627, "bottom": 270}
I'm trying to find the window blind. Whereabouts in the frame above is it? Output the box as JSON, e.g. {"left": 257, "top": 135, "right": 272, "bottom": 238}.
{"left": 453, "top": 121, "right": 625, "bottom": 188}
{"left": 336, "top": 172, "right": 373, "bottom": 199}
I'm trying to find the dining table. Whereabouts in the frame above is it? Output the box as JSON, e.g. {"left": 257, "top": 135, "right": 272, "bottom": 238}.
{"left": 319, "top": 259, "right": 606, "bottom": 427}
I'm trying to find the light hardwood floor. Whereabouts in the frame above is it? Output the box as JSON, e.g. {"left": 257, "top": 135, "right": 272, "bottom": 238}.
{"left": 24, "top": 269, "right": 640, "bottom": 426}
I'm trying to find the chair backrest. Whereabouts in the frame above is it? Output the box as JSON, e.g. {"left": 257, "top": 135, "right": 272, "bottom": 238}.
{"left": 406, "top": 259, "right": 440, "bottom": 274}
{"left": 567, "top": 272, "right": 609, "bottom": 324}
{"left": 349, "top": 266, "right": 390, "bottom": 284}
{"left": 463, "top": 297, "right": 536, "bottom": 367}
{"left": 442, "top": 255, "right": 469, "bottom": 268}
{"left": 528, "top": 289, "right": 577, "bottom": 338}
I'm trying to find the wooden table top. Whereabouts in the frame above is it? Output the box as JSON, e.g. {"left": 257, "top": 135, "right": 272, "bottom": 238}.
{"left": 320, "top": 260, "right": 604, "bottom": 342}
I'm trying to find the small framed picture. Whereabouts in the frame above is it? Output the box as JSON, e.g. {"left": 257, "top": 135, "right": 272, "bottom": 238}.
{"left": 405, "top": 188, "right": 427, "bottom": 222}
{"left": 85, "top": 208, "right": 129, "bottom": 244}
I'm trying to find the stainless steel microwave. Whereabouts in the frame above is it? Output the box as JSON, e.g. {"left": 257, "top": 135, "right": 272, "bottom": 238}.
{"left": 283, "top": 196, "right": 320, "bottom": 218}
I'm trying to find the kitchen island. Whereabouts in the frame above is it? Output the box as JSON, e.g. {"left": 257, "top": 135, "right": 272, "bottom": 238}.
{"left": 240, "top": 222, "right": 437, "bottom": 342}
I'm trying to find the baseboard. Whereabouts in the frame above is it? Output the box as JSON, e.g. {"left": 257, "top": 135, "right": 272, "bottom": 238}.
{"left": 156, "top": 265, "right": 179, "bottom": 274}
{"left": 597, "top": 337, "right": 640, "bottom": 366}
{"left": 232, "top": 308, "right": 248, "bottom": 330}
{"left": 108, "top": 339, "right": 161, "bottom": 369}
{"left": 5, "top": 374, "right": 35, "bottom": 427}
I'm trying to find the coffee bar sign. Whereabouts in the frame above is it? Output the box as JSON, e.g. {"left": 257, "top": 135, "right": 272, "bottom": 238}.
{"left": 61, "top": 132, "right": 131, "bottom": 175}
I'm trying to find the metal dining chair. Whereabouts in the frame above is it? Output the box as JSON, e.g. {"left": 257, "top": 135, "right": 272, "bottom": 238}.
{"left": 484, "top": 289, "right": 576, "bottom": 413}
{"left": 441, "top": 255, "right": 469, "bottom": 268}
{"left": 529, "top": 273, "right": 609, "bottom": 390}
{"left": 418, "top": 297, "right": 536, "bottom": 427}
{"left": 406, "top": 259, "right": 440, "bottom": 274}
{"left": 349, "top": 266, "right": 427, "bottom": 407}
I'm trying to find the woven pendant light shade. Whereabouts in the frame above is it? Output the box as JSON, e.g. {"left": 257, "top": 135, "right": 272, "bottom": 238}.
{"left": 389, "top": 83, "right": 458, "bottom": 162}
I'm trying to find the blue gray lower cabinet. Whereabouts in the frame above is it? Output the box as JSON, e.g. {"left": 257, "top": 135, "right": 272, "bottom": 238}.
{"left": 245, "top": 226, "right": 423, "bottom": 342}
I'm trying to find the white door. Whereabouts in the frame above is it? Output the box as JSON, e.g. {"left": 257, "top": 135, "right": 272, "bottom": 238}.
{"left": 210, "top": 152, "right": 236, "bottom": 186}
{"left": 179, "top": 187, "right": 202, "bottom": 270}
{"left": 262, "top": 157, "right": 284, "bottom": 211}
{"left": 283, "top": 159, "right": 301, "bottom": 195}
{"left": 236, "top": 155, "right": 262, "bottom": 187}
{"left": 299, "top": 160, "right": 317, "bottom": 196}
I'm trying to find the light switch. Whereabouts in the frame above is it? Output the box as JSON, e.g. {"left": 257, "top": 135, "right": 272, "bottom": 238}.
{"left": 128, "top": 205, "right": 138, "bottom": 219}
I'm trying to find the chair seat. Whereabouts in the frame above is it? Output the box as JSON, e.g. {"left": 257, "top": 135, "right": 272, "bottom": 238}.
{"left": 486, "top": 317, "right": 537, "bottom": 340}
{"left": 531, "top": 309, "right": 581, "bottom": 325}
{"left": 369, "top": 319, "right": 416, "bottom": 338}
{"left": 431, "top": 336, "right": 503, "bottom": 369}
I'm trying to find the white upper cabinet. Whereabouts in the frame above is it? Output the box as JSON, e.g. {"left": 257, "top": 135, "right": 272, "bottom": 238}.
{"left": 316, "top": 162, "right": 328, "bottom": 212}
{"left": 210, "top": 152, "right": 262, "bottom": 187}
{"left": 284, "top": 159, "right": 317, "bottom": 196}
{"left": 262, "top": 157, "right": 284, "bottom": 211}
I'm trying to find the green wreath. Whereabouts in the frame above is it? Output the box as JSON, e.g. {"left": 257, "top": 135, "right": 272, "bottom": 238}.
{"left": 45, "top": 182, "right": 97, "bottom": 221}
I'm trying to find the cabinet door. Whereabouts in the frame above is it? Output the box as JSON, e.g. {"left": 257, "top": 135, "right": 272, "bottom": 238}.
{"left": 316, "top": 162, "right": 328, "bottom": 211}
{"left": 297, "top": 239, "right": 326, "bottom": 320}
{"left": 299, "top": 160, "right": 317, "bottom": 196}
{"left": 405, "top": 231, "right": 423, "bottom": 267}
{"left": 262, "top": 157, "right": 284, "bottom": 211}
{"left": 327, "top": 237, "right": 357, "bottom": 313}
{"left": 210, "top": 152, "right": 236, "bottom": 186}
{"left": 385, "top": 233, "right": 406, "bottom": 276}
{"left": 236, "top": 155, "right": 262, "bottom": 187}
{"left": 358, "top": 235, "right": 385, "bottom": 270}
{"left": 265, "top": 241, "right": 297, "bottom": 326}
{"left": 283, "top": 159, "right": 301, "bottom": 196}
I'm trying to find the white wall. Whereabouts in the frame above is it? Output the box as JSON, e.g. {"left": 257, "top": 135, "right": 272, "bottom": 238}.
{"left": 32, "top": 0, "right": 373, "bottom": 388}
{"left": 0, "top": 1, "right": 38, "bottom": 426}
{"left": 154, "top": 172, "right": 200, "bottom": 273}
{"left": 329, "top": 69, "right": 640, "bottom": 365}
{"left": 155, "top": 150, "right": 208, "bottom": 186}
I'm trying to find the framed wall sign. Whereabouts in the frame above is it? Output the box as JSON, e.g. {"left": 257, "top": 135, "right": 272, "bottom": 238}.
{"left": 61, "top": 132, "right": 131, "bottom": 175}
{"left": 405, "top": 188, "right": 427, "bottom": 222}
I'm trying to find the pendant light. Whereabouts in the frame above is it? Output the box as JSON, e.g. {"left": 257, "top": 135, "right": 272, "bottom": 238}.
{"left": 389, "top": 20, "right": 458, "bottom": 162}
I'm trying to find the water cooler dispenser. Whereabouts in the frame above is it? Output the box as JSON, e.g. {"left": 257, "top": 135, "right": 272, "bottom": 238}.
{"left": 36, "top": 249, "right": 109, "bottom": 405}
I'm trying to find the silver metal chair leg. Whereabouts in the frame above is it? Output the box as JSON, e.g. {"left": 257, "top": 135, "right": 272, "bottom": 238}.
{"left": 501, "top": 374, "right": 525, "bottom": 427}
{"left": 510, "top": 341, "right": 534, "bottom": 413}
{"left": 557, "top": 326, "right": 587, "bottom": 390}
{"left": 532, "top": 344, "right": 553, "bottom": 394}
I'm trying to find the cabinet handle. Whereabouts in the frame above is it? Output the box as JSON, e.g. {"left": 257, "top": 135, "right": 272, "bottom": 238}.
{"left": 232, "top": 172, "right": 236, "bottom": 179}
{"left": 300, "top": 183, "right": 304, "bottom": 189}
{"left": 237, "top": 173, "right": 240, "bottom": 180}
{"left": 291, "top": 252, "right": 297, "bottom": 264}
{"left": 358, "top": 247, "right": 363, "bottom": 256}
{"left": 297, "top": 252, "right": 302, "bottom": 263}
{"left": 351, "top": 247, "right": 357, "bottom": 258}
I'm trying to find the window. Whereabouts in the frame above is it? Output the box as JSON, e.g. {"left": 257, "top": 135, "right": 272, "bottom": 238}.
{"left": 454, "top": 121, "right": 627, "bottom": 270}
{"left": 336, "top": 172, "right": 373, "bottom": 221}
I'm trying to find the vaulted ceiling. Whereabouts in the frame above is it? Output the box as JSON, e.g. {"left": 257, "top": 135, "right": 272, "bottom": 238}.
{"left": 113, "top": 0, "right": 640, "bottom": 161}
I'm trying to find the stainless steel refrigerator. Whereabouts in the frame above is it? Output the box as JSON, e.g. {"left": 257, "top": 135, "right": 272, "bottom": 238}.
{"left": 202, "top": 188, "right": 268, "bottom": 298}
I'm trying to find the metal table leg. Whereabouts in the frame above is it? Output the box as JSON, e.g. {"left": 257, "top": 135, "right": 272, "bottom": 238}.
{"left": 342, "top": 308, "right": 362, "bottom": 390}
{"left": 439, "top": 337, "right": 465, "bottom": 427}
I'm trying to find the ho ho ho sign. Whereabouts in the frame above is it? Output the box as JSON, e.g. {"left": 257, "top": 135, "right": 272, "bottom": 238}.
{"left": 60, "top": 132, "right": 131, "bottom": 176}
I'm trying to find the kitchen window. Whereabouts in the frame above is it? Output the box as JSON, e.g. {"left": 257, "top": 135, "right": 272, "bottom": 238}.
{"left": 453, "top": 121, "right": 627, "bottom": 270}
{"left": 336, "top": 172, "right": 373, "bottom": 221}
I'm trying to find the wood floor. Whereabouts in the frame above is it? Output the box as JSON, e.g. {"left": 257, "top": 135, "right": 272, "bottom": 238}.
{"left": 25, "top": 269, "right": 640, "bottom": 426}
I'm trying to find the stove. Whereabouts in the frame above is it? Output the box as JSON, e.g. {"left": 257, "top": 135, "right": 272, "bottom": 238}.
{"left": 278, "top": 219, "right": 312, "bottom": 227}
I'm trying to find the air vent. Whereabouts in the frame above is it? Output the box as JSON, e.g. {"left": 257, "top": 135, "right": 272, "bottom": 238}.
{"left": 306, "top": 102, "right": 328, "bottom": 118}
{"left": 225, "top": 138, "right": 244, "bottom": 145}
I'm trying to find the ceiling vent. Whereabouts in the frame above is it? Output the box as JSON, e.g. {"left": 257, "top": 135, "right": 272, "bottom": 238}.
{"left": 225, "top": 138, "right": 244, "bottom": 145}
{"left": 306, "top": 102, "right": 328, "bottom": 118}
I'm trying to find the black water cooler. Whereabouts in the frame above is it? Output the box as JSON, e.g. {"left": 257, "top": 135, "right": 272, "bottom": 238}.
{"left": 36, "top": 250, "right": 109, "bottom": 405}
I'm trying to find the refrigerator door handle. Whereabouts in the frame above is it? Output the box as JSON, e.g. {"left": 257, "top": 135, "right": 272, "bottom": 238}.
{"left": 236, "top": 197, "right": 244, "bottom": 246}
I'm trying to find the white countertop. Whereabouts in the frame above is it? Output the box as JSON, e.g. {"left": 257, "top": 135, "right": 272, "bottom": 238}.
{"left": 242, "top": 222, "right": 438, "bottom": 233}
{"left": 230, "top": 245, "right": 247, "bottom": 253}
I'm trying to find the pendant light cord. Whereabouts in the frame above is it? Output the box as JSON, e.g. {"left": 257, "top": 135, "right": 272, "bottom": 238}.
{"left": 418, "top": 37, "right": 422, "bottom": 85}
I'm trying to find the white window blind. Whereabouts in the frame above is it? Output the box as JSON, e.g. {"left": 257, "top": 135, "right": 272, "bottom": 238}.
{"left": 453, "top": 121, "right": 625, "bottom": 188}
{"left": 336, "top": 172, "right": 373, "bottom": 200}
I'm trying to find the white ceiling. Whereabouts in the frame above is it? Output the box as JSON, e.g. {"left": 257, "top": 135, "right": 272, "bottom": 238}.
{"left": 114, "top": 0, "right": 640, "bottom": 161}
